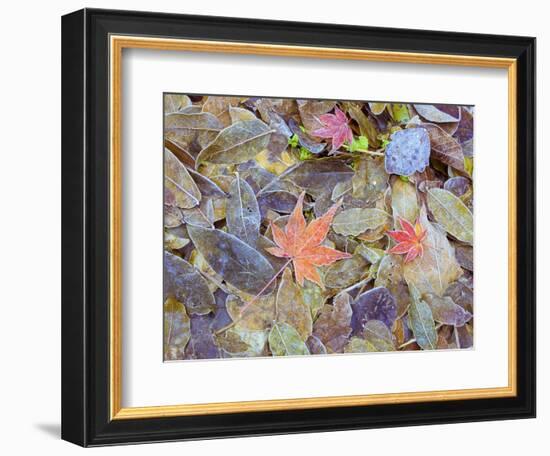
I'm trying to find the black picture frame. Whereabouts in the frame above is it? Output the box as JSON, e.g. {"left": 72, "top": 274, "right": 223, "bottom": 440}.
{"left": 62, "top": 8, "right": 536, "bottom": 447}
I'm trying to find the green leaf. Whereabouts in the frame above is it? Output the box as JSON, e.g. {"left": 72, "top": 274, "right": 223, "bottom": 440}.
{"left": 409, "top": 286, "right": 437, "bottom": 350}
{"left": 187, "top": 225, "right": 276, "bottom": 295}
{"left": 288, "top": 133, "right": 299, "bottom": 148}
{"left": 389, "top": 103, "right": 410, "bottom": 123}
{"left": 332, "top": 208, "right": 390, "bottom": 236}
{"left": 299, "top": 147, "right": 313, "bottom": 160}
{"left": 269, "top": 322, "right": 310, "bottom": 356}
{"left": 427, "top": 188, "right": 474, "bottom": 244}
{"left": 163, "top": 297, "right": 191, "bottom": 360}
{"left": 349, "top": 135, "right": 369, "bottom": 153}
{"left": 196, "top": 119, "right": 274, "bottom": 165}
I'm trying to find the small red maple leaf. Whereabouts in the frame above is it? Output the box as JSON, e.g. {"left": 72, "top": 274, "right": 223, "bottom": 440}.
{"left": 387, "top": 217, "right": 427, "bottom": 263}
{"left": 266, "top": 192, "right": 351, "bottom": 287}
{"left": 311, "top": 106, "right": 353, "bottom": 151}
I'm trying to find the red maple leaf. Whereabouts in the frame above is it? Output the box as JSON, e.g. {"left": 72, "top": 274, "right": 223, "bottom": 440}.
{"left": 311, "top": 106, "right": 353, "bottom": 151}
{"left": 387, "top": 217, "right": 427, "bottom": 263}
{"left": 266, "top": 192, "right": 351, "bottom": 287}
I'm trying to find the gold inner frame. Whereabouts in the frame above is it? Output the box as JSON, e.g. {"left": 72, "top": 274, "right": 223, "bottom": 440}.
{"left": 109, "top": 35, "right": 518, "bottom": 420}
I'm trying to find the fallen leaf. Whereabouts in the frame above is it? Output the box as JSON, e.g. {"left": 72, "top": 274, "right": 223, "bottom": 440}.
{"left": 275, "top": 269, "right": 313, "bottom": 340}
{"left": 414, "top": 104, "right": 461, "bottom": 123}
{"left": 421, "top": 123, "right": 465, "bottom": 171}
{"left": 387, "top": 217, "right": 427, "bottom": 263}
{"left": 306, "top": 335, "right": 327, "bottom": 355}
{"left": 352, "top": 287, "right": 398, "bottom": 332}
{"left": 273, "top": 159, "right": 354, "bottom": 198}
{"left": 164, "top": 148, "right": 201, "bottom": 209}
{"left": 196, "top": 119, "right": 273, "bottom": 165}
{"left": 362, "top": 320, "right": 395, "bottom": 351}
{"left": 423, "top": 293, "right": 472, "bottom": 327}
{"left": 164, "top": 112, "right": 223, "bottom": 151}
{"left": 324, "top": 254, "right": 369, "bottom": 289}
{"left": 391, "top": 179, "right": 419, "bottom": 223}
{"left": 408, "top": 286, "right": 437, "bottom": 350}
{"left": 187, "top": 225, "right": 276, "bottom": 295}
{"left": 266, "top": 192, "right": 351, "bottom": 287}
{"left": 289, "top": 118, "right": 325, "bottom": 154}
{"left": 226, "top": 293, "right": 275, "bottom": 331}
{"left": 352, "top": 156, "right": 388, "bottom": 203}
{"left": 269, "top": 322, "right": 310, "bottom": 356}
{"left": 297, "top": 99, "right": 336, "bottom": 132}
{"left": 226, "top": 176, "right": 261, "bottom": 246}
{"left": 427, "top": 188, "right": 473, "bottom": 244}
{"left": 186, "top": 314, "right": 221, "bottom": 359}
{"left": 403, "top": 208, "right": 463, "bottom": 296}
{"left": 312, "top": 106, "right": 353, "bottom": 151}
{"left": 164, "top": 94, "right": 191, "bottom": 114}
{"left": 374, "top": 254, "right": 410, "bottom": 318}
{"left": 163, "top": 297, "right": 191, "bottom": 360}
{"left": 164, "top": 252, "right": 216, "bottom": 315}
{"left": 312, "top": 292, "right": 353, "bottom": 353}
{"left": 385, "top": 128, "right": 431, "bottom": 176}
{"left": 332, "top": 208, "right": 390, "bottom": 237}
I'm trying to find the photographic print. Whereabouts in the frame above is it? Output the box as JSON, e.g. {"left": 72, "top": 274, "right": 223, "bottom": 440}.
{"left": 163, "top": 94, "right": 474, "bottom": 361}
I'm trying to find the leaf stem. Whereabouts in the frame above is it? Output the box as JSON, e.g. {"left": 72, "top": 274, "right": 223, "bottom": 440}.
{"left": 214, "top": 258, "right": 292, "bottom": 335}
{"left": 342, "top": 145, "right": 385, "bottom": 156}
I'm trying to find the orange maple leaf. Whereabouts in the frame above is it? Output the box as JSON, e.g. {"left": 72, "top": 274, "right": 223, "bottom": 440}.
{"left": 266, "top": 191, "right": 352, "bottom": 287}
{"left": 387, "top": 217, "right": 427, "bottom": 263}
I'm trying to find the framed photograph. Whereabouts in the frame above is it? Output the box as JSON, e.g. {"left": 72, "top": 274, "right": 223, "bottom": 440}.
{"left": 61, "top": 8, "right": 536, "bottom": 447}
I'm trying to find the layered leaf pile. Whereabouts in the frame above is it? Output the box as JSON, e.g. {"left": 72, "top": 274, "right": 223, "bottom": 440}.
{"left": 163, "top": 95, "right": 474, "bottom": 360}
